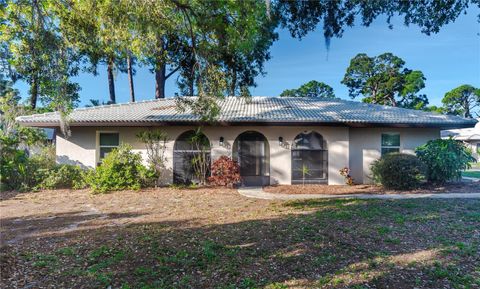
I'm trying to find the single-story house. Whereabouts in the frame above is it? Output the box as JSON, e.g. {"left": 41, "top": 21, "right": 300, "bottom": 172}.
{"left": 442, "top": 119, "right": 480, "bottom": 161}
{"left": 17, "top": 97, "right": 477, "bottom": 186}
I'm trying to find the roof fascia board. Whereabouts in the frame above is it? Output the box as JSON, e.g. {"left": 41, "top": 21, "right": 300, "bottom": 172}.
{"left": 17, "top": 120, "right": 476, "bottom": 129}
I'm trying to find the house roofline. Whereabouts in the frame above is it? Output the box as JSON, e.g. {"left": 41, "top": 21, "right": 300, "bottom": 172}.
{"left": 18, "top": 120, "right": 476, "bottom": 130}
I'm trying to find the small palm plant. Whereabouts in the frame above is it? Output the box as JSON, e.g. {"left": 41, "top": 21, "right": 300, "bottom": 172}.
{"left": 301, "top": 164, "right": 310, "bottom": 187}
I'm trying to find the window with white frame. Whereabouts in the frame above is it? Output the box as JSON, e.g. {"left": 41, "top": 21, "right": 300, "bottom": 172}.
{"left": 99, "top": 132, "right": 119, "bottom": 161}
{"left": 381, "top": 133, "right": 400, "bottom": 156}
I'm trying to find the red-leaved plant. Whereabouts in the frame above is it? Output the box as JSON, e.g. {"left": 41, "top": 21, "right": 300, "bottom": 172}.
{"left": 208, "top": 156, "right": 241, "bottom": 187}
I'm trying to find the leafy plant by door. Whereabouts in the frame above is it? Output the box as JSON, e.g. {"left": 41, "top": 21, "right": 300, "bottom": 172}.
{"left": 301, "top": 164, "right": 310, "bottom": 187}
{"left": 136, "top": 129, "right": 169, "bottom": 186}
{"left": 208, "top": 156, "right": 241, "bottom": 187}
{"left": 189, "top": 128, "right": 211, "bottom": 185}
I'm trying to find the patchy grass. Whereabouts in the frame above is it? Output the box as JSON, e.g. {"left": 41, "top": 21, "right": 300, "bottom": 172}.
{"left": 1, "top": 188, "right": 479, "bottom": 288}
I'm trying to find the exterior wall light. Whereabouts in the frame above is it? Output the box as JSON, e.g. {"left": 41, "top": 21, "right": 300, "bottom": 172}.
{"left": 219, "top": 136, "right": 224, "bottom": 146}
{"left": 278, "top": 136, "right": 284, "bottom": 146}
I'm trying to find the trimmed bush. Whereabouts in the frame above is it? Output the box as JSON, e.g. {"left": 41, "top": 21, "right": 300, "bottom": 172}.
{"left": 208, "top": 156, "right": 241, "bottom": 187}
{"left": 85, "top": 144, "right": 148, "bottom": 193}
{"left": 39, "top": 164, "right": 87, "bottom": 190}
{"left": 416, "top": 138, "right": 475, "bottom": 184}
{"left": 371, "top": 153, "right": 425, "bottom": 190}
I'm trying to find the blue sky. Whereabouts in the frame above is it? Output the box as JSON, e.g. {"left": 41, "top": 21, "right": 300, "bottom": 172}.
{"left": 14, "top": 7, "right": 480, "bottom": 107}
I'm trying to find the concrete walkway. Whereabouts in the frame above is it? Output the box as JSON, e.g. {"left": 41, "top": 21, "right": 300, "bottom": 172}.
{"left": 238, "top": 187, "right": 480, "bottom": 200}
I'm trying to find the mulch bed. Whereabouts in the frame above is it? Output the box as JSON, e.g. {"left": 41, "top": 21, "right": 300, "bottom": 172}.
{"left": 263, "top": 182, "right": 480, "bottom": 195}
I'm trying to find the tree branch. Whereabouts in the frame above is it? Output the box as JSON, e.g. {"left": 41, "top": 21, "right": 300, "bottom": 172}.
{"left": 165, "top": 66, "right": 180, "bottom": 79}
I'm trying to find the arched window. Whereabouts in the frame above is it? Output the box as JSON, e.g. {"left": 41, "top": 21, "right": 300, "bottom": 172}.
{"left": 233, "top": 131, "right": 270, "bottom": 186}
{"left": 173, "top": 130, "right": 211, "bottom": 184}
{"left": 291, "top": 131, "right": 328, "bottom": 184}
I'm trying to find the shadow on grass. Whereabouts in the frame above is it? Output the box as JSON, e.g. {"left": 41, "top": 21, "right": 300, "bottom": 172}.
{"left": 0, "top": 190, "right": 35, "bottom": 201}
{"left": 1, "top": 198, "right": 479, "bottom": 288}
{"left": 0, "top": 211, "right": 147, "bottom": 247}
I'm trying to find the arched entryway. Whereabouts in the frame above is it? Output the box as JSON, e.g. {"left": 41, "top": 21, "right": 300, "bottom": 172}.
{"left": 233, "top": 131, "right": 270, "bottom": 186}
{"left": 173, "top": 130, "right": 211, "bottom": 184}
{"left": 291, "top": 131, "right": 328, "bottom": 184}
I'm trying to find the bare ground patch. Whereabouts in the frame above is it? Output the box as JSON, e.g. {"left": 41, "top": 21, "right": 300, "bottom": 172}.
{"left": 1, "top": 188, "right": 479, "bottom": 288}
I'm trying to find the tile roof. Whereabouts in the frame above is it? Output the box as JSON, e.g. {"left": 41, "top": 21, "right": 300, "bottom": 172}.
{"left": 16, "top": 97, "right": 477, "bottom": 128}
{"left": 441, "top": 119, "right": 480, "bottom": 140}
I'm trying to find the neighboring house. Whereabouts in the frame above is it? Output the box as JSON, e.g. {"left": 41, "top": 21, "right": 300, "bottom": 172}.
{"left": 441, "top": 119, "right": 480, "bottom": 162}
{"left": 19, "top": 128, "right": 56, "bottom": 156}
{"left": 16, "top": 97, "right": 476, "bottom": 186}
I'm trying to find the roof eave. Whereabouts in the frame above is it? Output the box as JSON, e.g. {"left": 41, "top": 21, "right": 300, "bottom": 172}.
{"left": 16, "top": 119, "right": 477, "bottom": 129}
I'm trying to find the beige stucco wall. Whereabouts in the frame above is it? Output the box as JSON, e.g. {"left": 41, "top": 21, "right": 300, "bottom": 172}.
{"left": 57, "top": 125, "right": 349, "bottom": 185}
{"left": 465, "top": 140, "right": 480, "bottom": 161}
{"left": 56, "top": 127, "right": 97, "bottom": 168}
{"left": 349, "top": 127, "right": 440, "bottom": 184}
{"left": 57, "top": 125, "right": 440, "bottom": 185}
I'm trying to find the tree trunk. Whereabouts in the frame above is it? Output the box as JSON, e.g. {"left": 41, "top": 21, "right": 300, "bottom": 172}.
{"left": 30, "top": 0, "right": 40, "bottom": 109}
{"left": 187, "top": 60, "right": 195, "bottom": 96}
{"left": 188, "top": 79, "right": 194, "bottom": 96}
{"left": 107, "top": 57, "right": 116, "bottom": 104}
{"left": 30, "top": 74, "right": 38, "bottom": 109}
{"left": 230, "top": 68, "right": 237, "bottom": 96}
{"left": 127, "top": 52, "right": 135, "bottom": 102}
{"left": 154, "top": 36, "right": 166, "bottom": 99}
{"left": 464, "top": 98, "right": 471, "bottom": 118}
{"left": 390, "top": 94, "right": 397, "bottom": 107}
{"left": 187, "top": 63, "right": 194, "bottom": 96}
{"left": 155, "top": 61, "right": 166, "bottom": 99}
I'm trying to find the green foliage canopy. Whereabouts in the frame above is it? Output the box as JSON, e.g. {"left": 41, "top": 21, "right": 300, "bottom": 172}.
{"left": 280, "top": 80, "right": 335, "bottom": 98}
{"left": 1, "top": 0, "right": 80, "bottom": 109}
{"left": 274, "top": 1, "right": 478, "bottom": 40}
{"left": 341, "top": 53, "right": 428, "bottom": 109}
{"left": 2, "top": 0, "right": 479, "bottom": 118}
{"left": 442, "top": 84, "right": 480, "bottom": 118}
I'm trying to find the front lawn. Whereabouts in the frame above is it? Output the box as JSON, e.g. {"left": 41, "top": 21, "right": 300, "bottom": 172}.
{"left": 1, "top": 188, "right": 479, "bottom": 288}
{"left": 462, "top": 171, "right": 480, "bottom": 179}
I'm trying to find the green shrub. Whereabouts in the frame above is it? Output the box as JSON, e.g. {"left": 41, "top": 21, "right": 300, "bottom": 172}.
{"left": 0, "top": 136, "right": 56, "bottom": 191}
{"left": 139, "top": 166, "right": 158, "bottom": 188}
{"left": 39, "top": 164, "right": 87, "bottom": 190}
{"left": 416, "top": 138, "right": 475, "bottom": 184}
{"left": 371, "top": 153, "right": 425, "bottom": 190}
{"left": 1, "top": 148, "right": 32, "bottom": 191}
{"left": 85, "top": 144, "right": 148, "bottom": 193}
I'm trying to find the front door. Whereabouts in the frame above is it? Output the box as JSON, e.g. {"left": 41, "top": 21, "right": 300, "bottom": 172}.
{"left": 234, "top": 131, "right": 270, "bottom": 186}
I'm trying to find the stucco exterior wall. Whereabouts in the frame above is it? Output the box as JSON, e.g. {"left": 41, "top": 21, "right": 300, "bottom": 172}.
{"left": 56, "top": 127, "right": 97, "bottom": 168}
{"left": 465, "top": 141, "right": 480, "bottom": 161}
{"left": 349, "top": 128, "right": 440, "bottom": 184}
{"left": 57, "top": 125, "right": 350, "bottom": 185}
{"left": 57, "top": 125, "right": 440, "bottom": 185}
